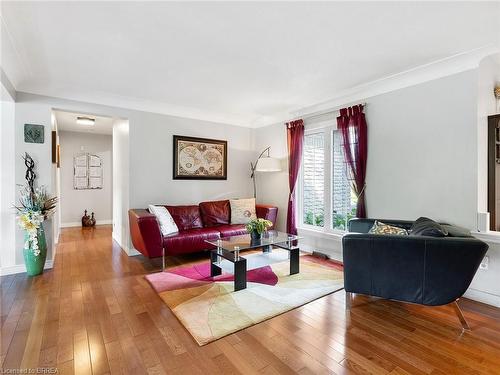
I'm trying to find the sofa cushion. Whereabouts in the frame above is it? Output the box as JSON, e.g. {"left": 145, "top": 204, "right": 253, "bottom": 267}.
{"left": 163, "top": 228, "right": 220, "bottom": 255}
{"left": 369, "top": 220, "right": 408, "bottom": 235}
{"left": 148, "top": 205, "right": 178, "bottom": 235}
{"left": 199, "top": 200, "right": 230, "bottom": 227}
{"left": 165, "top": 205, "right": 203, "bottom": 231}
{"left": 217, "top": 224, "right": 248, "bottom": 238}
{"left": 410, "top": 217, "right": 448, "bottom": 237}
{"left": 230, "top": 198, "right": 257, "bottom": 224}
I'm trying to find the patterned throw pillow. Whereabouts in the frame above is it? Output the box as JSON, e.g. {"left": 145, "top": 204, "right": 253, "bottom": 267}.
{"left": 369, "top": 220, "right": 408, "bottom": 235}
{"left": 230, "top": 198, "right": 257, "bottom": 224}
{"left": 148, "top": 205, "right": 179, "bottom": 236}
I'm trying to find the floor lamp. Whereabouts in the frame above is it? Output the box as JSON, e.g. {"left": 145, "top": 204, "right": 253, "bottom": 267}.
{"left": 250, "top": 146, "right": 281, "bottom": 198}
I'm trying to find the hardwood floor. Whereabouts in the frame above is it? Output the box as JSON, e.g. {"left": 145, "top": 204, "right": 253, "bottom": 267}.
{"left": 2, "top": 225, "right": 500, "bottom": 374}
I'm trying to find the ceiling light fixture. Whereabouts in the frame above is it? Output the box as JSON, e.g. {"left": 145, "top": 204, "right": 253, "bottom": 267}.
{"left": 76, "top": 116, "right": 95, "bottom": 126}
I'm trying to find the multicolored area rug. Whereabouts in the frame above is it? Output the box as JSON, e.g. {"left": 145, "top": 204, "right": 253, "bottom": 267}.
{"left": 145, "top": 255, "right": 344, "bottom": 345}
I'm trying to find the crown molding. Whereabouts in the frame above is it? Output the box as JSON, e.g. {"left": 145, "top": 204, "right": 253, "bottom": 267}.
{"left": 281, "top": 45, "right": 500, "bottom": 123}
{"left": 16, "top": 84, "right": 256, "bottom": 128}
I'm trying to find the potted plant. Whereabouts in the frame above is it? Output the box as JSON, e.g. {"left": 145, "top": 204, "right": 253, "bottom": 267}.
{"left": 245, "top": 218, "right": 273, "bottom": 242}
{"left": 15, "top": 154, "right": 57, "bottom": 276}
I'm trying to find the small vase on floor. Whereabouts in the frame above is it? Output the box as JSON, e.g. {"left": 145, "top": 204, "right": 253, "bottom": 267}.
{"left": 23, "top": 224, "right": 47, "bottom": 276}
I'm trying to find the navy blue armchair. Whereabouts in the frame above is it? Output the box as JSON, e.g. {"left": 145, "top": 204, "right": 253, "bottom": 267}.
{"left": 342, "top": 218, "right": 488, "bottom": 329}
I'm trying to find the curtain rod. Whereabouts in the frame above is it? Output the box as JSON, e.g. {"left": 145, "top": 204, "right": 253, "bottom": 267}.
{"left": 293, "top": 101, "right": 367, "bottom": 122}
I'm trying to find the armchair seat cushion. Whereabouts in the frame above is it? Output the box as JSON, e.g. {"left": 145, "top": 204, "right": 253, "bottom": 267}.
{"left": 163, "top": 228, "right": 220, "bottom": 255}
{"left": 217, "top": 224, "right": 247, "bottom": 238}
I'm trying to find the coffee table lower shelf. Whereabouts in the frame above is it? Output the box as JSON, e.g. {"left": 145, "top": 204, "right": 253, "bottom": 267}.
{"left": 210, "top": 245, "right": 300, "bottom": 292}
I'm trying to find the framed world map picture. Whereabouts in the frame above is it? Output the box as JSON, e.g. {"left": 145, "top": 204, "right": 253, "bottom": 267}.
{"left": 173, "top": 135, "right": 227, "bottom": 180}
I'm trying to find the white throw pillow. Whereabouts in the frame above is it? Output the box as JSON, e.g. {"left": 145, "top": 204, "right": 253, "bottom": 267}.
{"left": 230, "top": 198, "right": 257, "bottom": 224}
{"left": 148, "top": 205, "right": 179, "bottom": 236}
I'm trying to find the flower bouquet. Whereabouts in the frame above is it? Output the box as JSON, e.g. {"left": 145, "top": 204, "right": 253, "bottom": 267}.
{"left": 15, "top": 154, "right": 57, "bottom": 276}
{"left": 245, "top": 218, "right": 273, "bottom": 242}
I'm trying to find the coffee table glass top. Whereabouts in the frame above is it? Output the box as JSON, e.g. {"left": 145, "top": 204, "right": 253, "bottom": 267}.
{"left": 205, "top": 230, "right": 300, "bottom": 252}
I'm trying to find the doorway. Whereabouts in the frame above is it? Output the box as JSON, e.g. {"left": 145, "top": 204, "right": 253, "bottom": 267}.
{"left": 53, "top": 110, "right": 114, "bottom": 229}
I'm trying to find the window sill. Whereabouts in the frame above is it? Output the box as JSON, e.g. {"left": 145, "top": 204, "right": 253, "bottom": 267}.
{"left": 471, "top": 230, "right": 500, "bottom": 244}
{"left": 297, "top": 226, "right": 345, "bottom": 241}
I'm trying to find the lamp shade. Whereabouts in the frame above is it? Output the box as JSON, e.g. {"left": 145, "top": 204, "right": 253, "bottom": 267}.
{"left": 255, "top": 157, "right": 281, "bottom": 172}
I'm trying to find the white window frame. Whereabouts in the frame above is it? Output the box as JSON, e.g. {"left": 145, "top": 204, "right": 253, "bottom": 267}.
{"left": 297, "top": 121, "right": 348, "bottom": 235}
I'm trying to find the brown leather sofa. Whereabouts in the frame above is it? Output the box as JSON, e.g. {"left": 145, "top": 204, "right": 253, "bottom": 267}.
{"left": 129, "top": 200, "right": 278, "bottom": 258}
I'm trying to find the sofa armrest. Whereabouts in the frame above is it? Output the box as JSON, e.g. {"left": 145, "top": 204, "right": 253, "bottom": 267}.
{"left": 128, "top": 209, "right": 163, "bottom": 258}
{"left": 342, "top": 233, "right": 488, "bottom": 305}
{"left": 256, "top": 204, "right": 278, "bottom": 229}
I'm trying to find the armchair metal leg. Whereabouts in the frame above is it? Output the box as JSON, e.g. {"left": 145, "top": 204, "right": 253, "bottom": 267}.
{"left": 345, "top": 291, "right": 352, "bottom": 310}
{"left": 452, "top": 299, "right": 470, "bottom": 330}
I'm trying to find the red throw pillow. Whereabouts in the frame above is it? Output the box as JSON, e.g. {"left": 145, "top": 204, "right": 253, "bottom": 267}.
{"left": 199, "top": 200, "right": 230, "bottom": 227}
{"left": 164, "top": 205, "right": 203, "bottom": 231}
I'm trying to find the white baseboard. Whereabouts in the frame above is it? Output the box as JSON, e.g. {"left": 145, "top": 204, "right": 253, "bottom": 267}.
{"left": 0, "top": 259, "right": 54, "bottom": 276}
{"left": 464, "top": 288, "right": 500, "bottom": 308}
{"left": 61, "top": 220, "right": 112, "bottom": 228}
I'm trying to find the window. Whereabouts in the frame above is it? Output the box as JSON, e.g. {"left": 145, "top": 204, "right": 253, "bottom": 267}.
{"left": 302, "top": 132, "right": 325, "bottom": 227}
{"left": 332, "top": 131, "right": 357, "bottom": 230}
{"left": 299, "top": 125, "right": 356, "bottom": 232}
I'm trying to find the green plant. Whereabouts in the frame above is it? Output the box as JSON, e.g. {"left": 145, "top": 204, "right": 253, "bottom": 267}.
{"left": 304, "top": 210, "right": 324, "bottom": 227}
{"left": 245, "top": 218, "right": 273, "bottom": 234}
{"left": 332, "top": 207, "right": 357, "bottom": 230}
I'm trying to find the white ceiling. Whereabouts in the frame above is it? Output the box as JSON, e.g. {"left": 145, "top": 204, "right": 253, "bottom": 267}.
{"left": 54, "top": 110, "right": 114, "bottom": 135}
{"left": 2, "top": 2, "right": 499, "bottom": 127}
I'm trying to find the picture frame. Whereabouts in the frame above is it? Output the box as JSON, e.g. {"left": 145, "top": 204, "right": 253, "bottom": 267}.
{"left": 52, "top": 131, "right": 57, "bottom": 163}
{"left": 24, "top": 124, "right": 44, "bottom": 144}
{"left": 173, "top": 135, "right": 227, "bottom": 180}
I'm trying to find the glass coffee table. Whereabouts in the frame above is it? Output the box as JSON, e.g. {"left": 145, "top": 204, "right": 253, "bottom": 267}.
{"left": 205, "top": 230, "right": 300, "bottom": 291}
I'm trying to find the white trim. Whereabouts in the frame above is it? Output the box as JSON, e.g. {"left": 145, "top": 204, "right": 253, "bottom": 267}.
{"left": 464, "top": 288, "right": 500, "bottom": 308}
{"left": 471, "top": 231, "right": 500, "bottom": 244}
{"left": 61, "top": 220, "right": 112, "bottom": 228}
{"left": 0, "top": 259, "right": 54, "bottom": 276}
{"left": 298, "top": 226, "right": 344, "bottom": 241}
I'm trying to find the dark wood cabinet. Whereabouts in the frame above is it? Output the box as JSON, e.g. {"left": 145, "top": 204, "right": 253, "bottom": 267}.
{"left": 487, "top": 114, "right": 500, "bottom": 230}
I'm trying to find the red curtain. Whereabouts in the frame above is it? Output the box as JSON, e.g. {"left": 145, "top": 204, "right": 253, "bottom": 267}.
{"left": 337, "top": 105, "right": 368, "bottom": 218}
{"left": 286, "top": 119, "right": 304, "bottom": 235}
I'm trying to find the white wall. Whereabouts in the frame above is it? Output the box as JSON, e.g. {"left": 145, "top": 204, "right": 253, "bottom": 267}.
{"left": 365, "top": 70, "right": 478, "bottom": 228}
{"left": 112, "top": 120, "right": 130, "bottom": 253}
{"left": 477, "top": 55, "right": 500, "bottom": 216}
{"left": 0, "top": 100, "right": 16, "bottom": 272}
{"left": 13, "top": 94, "right": 56, "bottom": 270}
{"left": 59, "top": 131, "right": 113, "bottom": 226}
{"left": 128, "top": 111, "right": 254, "bottom": 208}
{"left": 3, "top": 92, "right": 254, "bottom": 270}
{"left": 254, "top": 123, "right": 289, "bottom": 231}
{"left": 255, "top": 70, "right": 479, "bottom": 247}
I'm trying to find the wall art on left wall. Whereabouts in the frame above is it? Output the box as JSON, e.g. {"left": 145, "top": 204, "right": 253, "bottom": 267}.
{"left": 24, "top": 124, "right": 44, "bottom": 143}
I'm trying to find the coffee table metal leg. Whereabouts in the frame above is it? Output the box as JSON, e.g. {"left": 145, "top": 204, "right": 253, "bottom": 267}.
{"left": 290, "top": 247, "right": 300, "bottom": 275}
{"left": 234, "top": 258, "right": 247, "bottom": 291}
{"left": 210, "top": 251, "right": 222, "bottom": 277}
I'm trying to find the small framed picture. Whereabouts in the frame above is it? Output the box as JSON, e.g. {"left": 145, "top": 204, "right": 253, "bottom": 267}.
{"left": 24, "top": 124, "right": 44, "bottom": 144}
{"left": 173, "top": 135, "right": 227, "bottom": 180}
